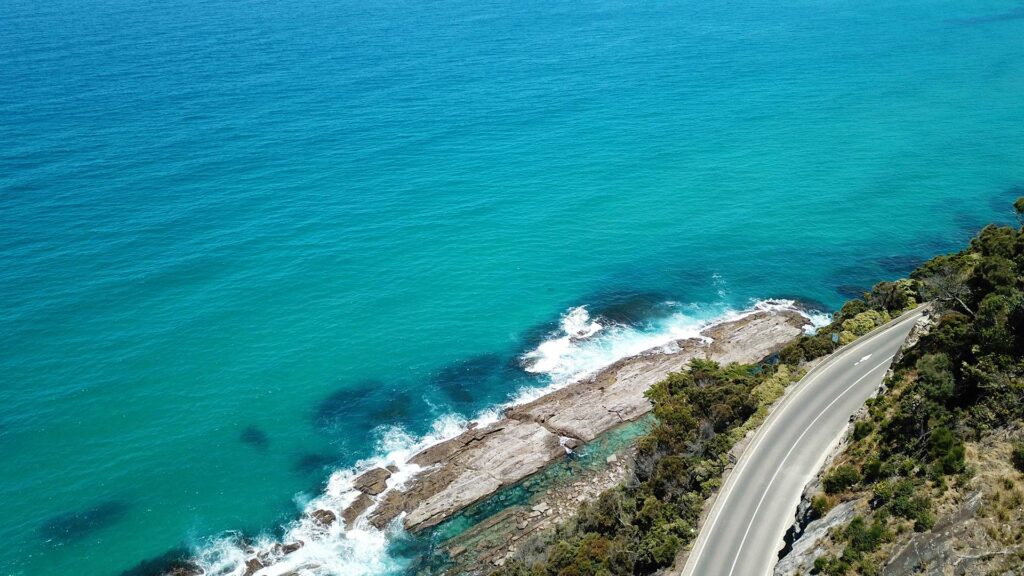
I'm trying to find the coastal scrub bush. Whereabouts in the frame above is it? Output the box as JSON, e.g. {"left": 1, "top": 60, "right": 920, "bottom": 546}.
{"left": 928, "top": 427, "right": 965, "bottom": 475}
{"left": 813, "top": 555, "right": 851, "bottom": 576}
{"left": 853, "top": 420, "right": 873, "bottom": 441}
{"left": 841, "top": 309, "right": 890, "bottom": 338}
{"left": 1012, "top": 441, "right": 1024, "bottom": 473}
{"left": 823, "top": 464, "right": 862, "bottom": 494}
{"left": 800, "top": 334, "right": 835, "bottom": 360}
{"left": 778, "top": 341, "right": 805, "bottom": 365}
{"left": 836, "top": 299, "right": 869, "bottom": 321}
{"left": 843, "top": 516, "right": 885, "bottom": 556}
{"left": 866, "top": 280, "right": 917, "bottom": 314}
{"left": 811, "top": 494, "right": 831, "bottom": 519}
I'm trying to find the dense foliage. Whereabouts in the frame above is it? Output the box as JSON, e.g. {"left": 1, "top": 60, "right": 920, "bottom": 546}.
{"left": 812, "top": 205, "right": 1024, "bottom": 575}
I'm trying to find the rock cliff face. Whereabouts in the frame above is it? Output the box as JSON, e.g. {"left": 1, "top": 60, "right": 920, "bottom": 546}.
{"left": 347, "top": 309, "right": 808, "bottom": 533}
{"left": 774, "top": 499, "right": 863, "bottom": 575}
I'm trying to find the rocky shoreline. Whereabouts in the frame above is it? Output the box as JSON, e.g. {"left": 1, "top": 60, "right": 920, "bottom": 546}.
{"left": 174, "top": 306, "right": 810, "bottom": 576}
{"left": 348, "top": 308, "right": 809, "bottom": 535}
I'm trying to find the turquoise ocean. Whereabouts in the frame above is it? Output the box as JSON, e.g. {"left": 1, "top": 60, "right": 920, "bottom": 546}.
{"left": 2, "top": 0, "right": 1023, "bottom": 573}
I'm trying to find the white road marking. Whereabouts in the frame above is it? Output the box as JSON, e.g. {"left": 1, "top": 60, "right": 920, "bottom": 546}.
{"left": 854, "top": 354, "right": 872, "bottom": 366}
{"left": 726, "top": 356, "right": 895, "bottom": 576}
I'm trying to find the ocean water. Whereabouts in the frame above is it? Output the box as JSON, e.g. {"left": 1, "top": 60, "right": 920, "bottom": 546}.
{"left": 1, "top": 0, "right": 1022, "bottom": 574}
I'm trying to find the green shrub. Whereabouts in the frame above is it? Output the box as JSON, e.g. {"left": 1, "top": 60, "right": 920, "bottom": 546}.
{"left": 814, "top": 555, "right": 851, "bottom": 576}
{"left": 1011, "top": 441, "right": 1024, "bottom": 473}
{"left": 801, "top": 335, "right": 835, "bottom": 360}
{"left": 778, "top": 341, "right": 804, "bottom": 365}
{"left": 867, "top": 279, "right": 917, "bottom": 313}
{"left": 836, "top": 298, "right": 868, "bottom": 321}
{"left": 823, "top": 465, "right": 862, "bottom": 494}
{"left": 853, "top": 420, "right": 873, "bottom": 441}
{"left": 928, "top": 427, "right": 965, "bottom": 475}
{"left": 811, "top": 494, "right": 831, "bottom": 519}
{"left": 862, "top": 458, "right": 883, "bottom": 482}
{"left": 842, "top": 309, "right": 890, "bottom": 338}
{"left": 843, "top": 516, "right": 884, "bottom": 555}
{"left": 913, "top": 508, "right": 936, "bottom": 532}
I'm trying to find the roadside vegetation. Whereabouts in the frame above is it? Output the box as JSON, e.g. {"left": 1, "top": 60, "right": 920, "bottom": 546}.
{"left": 495, "top": 201, "right": 1024, "bottom": 576}
{"left": 809, "top": 201, "right": 1024, "bottom": 575}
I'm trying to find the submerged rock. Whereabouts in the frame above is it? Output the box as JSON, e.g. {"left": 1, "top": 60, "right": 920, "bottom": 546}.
{"left": 239, "top": 425, "right": 269, "bottom": 450}
{"left": 40, "top": 499, "right": 130, "bottom": 543}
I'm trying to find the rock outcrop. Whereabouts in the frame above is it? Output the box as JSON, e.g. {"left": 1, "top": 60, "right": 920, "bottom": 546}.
{"left": 774, "top": 499, "right": 863, "bottom": 575}
{"left": 366, "top": 419, "right": 567, "bottom": 530}
{"left": 353, "top": 467, "right": 391, "bottom": 496}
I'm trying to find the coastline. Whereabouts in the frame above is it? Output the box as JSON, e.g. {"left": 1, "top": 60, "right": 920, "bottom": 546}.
{"left": 192, "top": 301, "right": 814, "bottom": 576}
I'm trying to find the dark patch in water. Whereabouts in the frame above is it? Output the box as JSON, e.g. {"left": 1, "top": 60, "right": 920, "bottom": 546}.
{"left": 118, "top": 547, "right": 195, "bottom": 576}
{"left": 39, "top": 500, "right": 130, "bottom": 542}
{"left": 588, "top": 290, "right": 672, "bottom": 325}
{"left": 953, "top": 213, "right": 987, "bottom": 237}
{"left": 314, "top": 379, "right": 421, "bottom": 434}
{"left": 239, "top": 425, "right": 269, "bottom": 450}
{"left": 517, "top": 318, "right": 562, "bottom": 352}
{"left": 989, "top": 184, "right": 1024, "bottom": 215}
{"left": 369, "top": 389, "right": 417, "bottom": 424}
{"left": 948, "top": 5, "right": 1024, "bottom": 25}
{"left": 293, "top": 453, "right": 338, "bottom": 474}
{"left": 429, "top": 353, "right": 504, "bottom": 405}
{"left": 836, "top": 284, "right": 868, "bottom": 300}
{"left": 877, "top": 255, "right": 924, "bottom": 275}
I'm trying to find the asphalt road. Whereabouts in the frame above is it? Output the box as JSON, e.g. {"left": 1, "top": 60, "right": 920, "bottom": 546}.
{"left": 679, "top": 308, "right": 924, "bottom": 576}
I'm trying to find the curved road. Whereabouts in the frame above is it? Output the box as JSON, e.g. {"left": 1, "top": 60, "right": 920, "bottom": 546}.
{"left": 680, "top": 307, "right": 924, "bottom": 576}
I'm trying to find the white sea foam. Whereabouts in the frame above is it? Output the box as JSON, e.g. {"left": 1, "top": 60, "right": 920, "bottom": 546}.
{"left": 191, "top": 297, "right": 825, "bottom": 575}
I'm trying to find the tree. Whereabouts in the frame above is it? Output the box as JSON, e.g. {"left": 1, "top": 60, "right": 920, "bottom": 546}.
{"left": 1014, "top": 196, "right": 1024, "bottom": 226}
{"left": 918, "top": 262, "right": 975, "bottom": 317}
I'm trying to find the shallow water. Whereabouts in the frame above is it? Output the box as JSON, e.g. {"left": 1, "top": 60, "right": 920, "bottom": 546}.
{"left": 1, "top": 0, "right": 1023, "bottom": 573}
